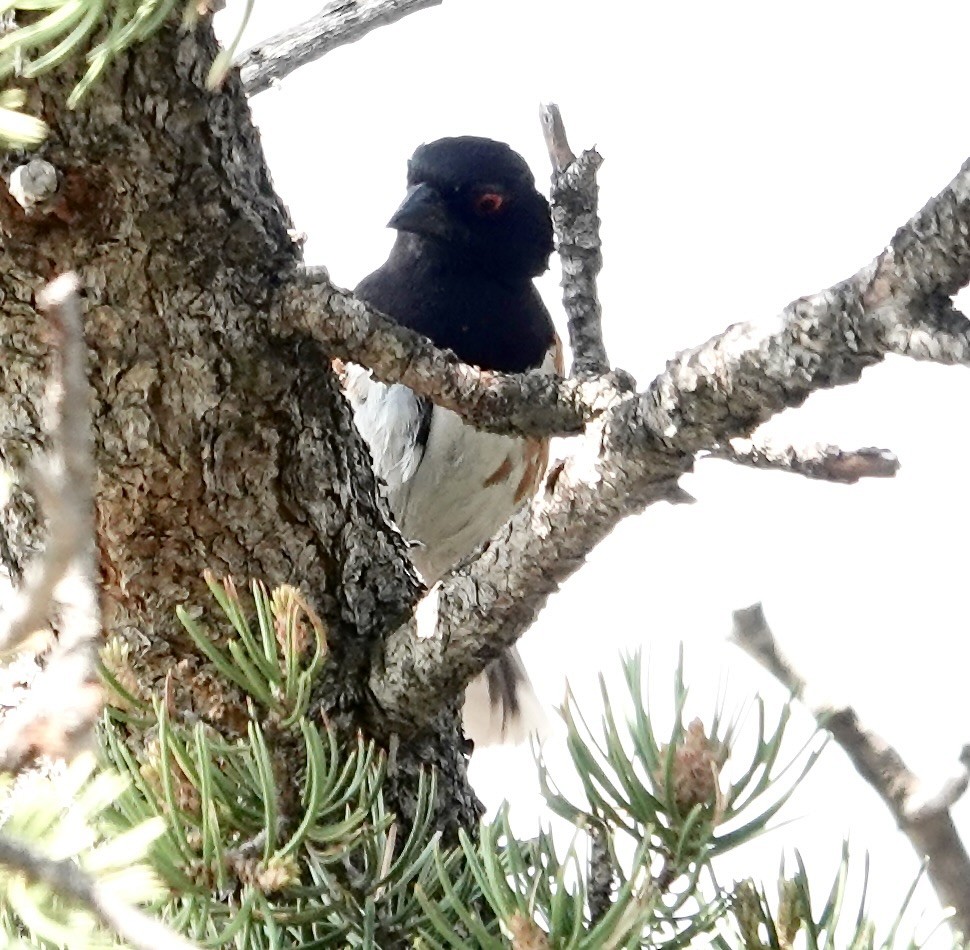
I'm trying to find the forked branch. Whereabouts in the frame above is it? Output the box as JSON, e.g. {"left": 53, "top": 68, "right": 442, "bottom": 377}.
{"left": 366, "top": 120, "right": 970, "bottom": 740}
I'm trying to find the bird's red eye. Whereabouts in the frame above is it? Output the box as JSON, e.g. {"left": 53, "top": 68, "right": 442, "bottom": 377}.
{"left": 473, "top": 192, "right": 505, "bottom": 216}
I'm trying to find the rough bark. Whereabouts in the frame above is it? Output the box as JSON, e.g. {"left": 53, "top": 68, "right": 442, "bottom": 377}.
{"left": 5, "top": 1, "right": 970, "bottom": 872}
{"left": 706, "top": 440, "right": 899, "bottom": 484}
{"left": 0, "top": 20, "right": 478, "bottom": 838}
{"left": 279, "top": 275, "right": 593, "bottom": 437}
{"left": 541, "top": 104, "right": 611, "bottom": 378}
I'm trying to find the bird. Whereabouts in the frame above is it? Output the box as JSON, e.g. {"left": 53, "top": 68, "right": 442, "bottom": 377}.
{"left": 343, "top": 136, "right": 563, "bottom": 746}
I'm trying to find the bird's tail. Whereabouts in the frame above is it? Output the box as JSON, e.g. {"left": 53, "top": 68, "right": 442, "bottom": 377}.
{"left": 462, "top": 647, "right": 548, "bottom": 747}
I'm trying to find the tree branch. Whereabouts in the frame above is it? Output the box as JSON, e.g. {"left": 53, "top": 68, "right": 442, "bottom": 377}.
{"left": 539, "top": 102, "right": 576, "bottom": 174}
{"left": 731, "top": 603, "right": 970, "bottom": 937}
{"left": 238, "top": 0, "right": 444, "bottom": 96}
{"left": 541, "top": 103, "right": 612, "bottom": 378}
{"left": 706, "top": 440, "right": 899, "bottom": 484}
{"left": 0, "top": 275, "right": 93, "bottom": 655}
{"left": 371, "top": 450, "right": 690, "bottom": 732}
{"left": 367, "top": 137, "right": 970, "bottom": 740}
{"left": 645, "top": 158, "right": 970, "bottom": 460}
{"left": 0, "top": 273, "right": 102, "bottom": 770}
{"left": 283, "top": 153, "right": 970, "bottom": 452}
{"left": 277, "top": 276, "right": 598, "bottom": 437}
{"left": 0, "top": 834, "right": 199, "bottom": 950}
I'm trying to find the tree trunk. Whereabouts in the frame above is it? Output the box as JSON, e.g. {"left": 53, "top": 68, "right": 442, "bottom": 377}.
{"left": 0, "top": 20, "right": 480, "bottom": 839}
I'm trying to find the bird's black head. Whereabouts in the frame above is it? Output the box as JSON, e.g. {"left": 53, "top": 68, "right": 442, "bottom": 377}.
{"left": 388, "top": 136, "right": 554, "bottom": 281}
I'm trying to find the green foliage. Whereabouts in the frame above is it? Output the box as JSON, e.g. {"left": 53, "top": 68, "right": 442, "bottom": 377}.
{"left": 423, "top": 648, "right": 824, "bottom": 948}
{"left": 100, "top": 576, "right": 492, "bottom": 948}
{"left": 0, "top": 578, "right": 949, "bottom": 947}
{"left": 541, "top": 650, "right": 824, "bottom": 865}
{"left": 0, "top": 0, "right": 254, "bottom": 147}
{"left": 0, "top": 754, "right": 164, "bottom": 948}
{"left": 417, "top": 649, "right": 936, "bottom": 949}
{"left": 416, "top": 805, "right": 722, "bottom": 950}
{"left": 716, "top": 846, "right": 930, "bottom": 950}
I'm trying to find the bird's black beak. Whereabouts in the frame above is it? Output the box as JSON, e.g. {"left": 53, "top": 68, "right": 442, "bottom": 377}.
{"left": 388, "top": 183, "right": 454, "bottom": 241}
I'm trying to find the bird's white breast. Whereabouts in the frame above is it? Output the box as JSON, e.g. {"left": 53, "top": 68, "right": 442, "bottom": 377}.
{"left": 345, "top": 366, "right": 547, "bottom": 584}
{"left": 342, "top": 341, "right": 562, "bottom": 745}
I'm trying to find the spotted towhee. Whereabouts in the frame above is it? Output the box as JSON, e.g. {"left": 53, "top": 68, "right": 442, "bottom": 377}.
{"left": 344, "top": 136, "right": 562, "bottom": 745}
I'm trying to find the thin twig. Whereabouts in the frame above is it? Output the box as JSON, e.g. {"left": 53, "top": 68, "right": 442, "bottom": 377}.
{"left": 731, "top": 603, "right": 970, "bottom": 937}
{"left": 238, "top": 0, "right": 444, "bottom": 96}
{"left": 706, "top": 440, "right": 899, "bottom": 484}
{"left": 0, "top": 834, "right": 199, "bottom": 950}
{"left": 587, "top": 824, "right": 614, "bottom": 925}
{"left": 0, "top": 274, "right": 95, "bottom": 654}
{"left": 0, "top": 273, "right": 102, "bottom": 770}
{"left": 540, "top": 103, "right": 612, "bottom": 379}
{"left": 643, "top": 158, "right": 970, "bottom": 460}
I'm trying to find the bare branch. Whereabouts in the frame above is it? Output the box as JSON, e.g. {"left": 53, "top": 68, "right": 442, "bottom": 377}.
{"left": 277, "top": 277, "right": 599, "bottom": 437}
{"left": 730, "top": 604, "right": 807, "bottom": 696}
{"left": 367, "top": 148, "right": 970, "bottom": 740}
{"left": 908, "top": 756, "right": 970, "bottom": 823}
{"left": 541, "top": 103, "right": 611, "bottom": 378}
{"left": 874, "top": 293, "right": 970, "bottom": 365}
{"left": 0, "top": 834, "right": 199, "bottom": 950}
{"left": 731, "top": 603, "right": 970, "bottom": 937}
{"left": 0, "top": 273, "right": 102, "bottom": 770}
{"left": 372, "top": 456, "right": 691, "bottom": 732}
{"left": 539, "top": 101, "right": 576, "bottom": 174}
{"left": 587, "top": 824, "right": 614, "bottom": 925}
{"left": 645, "top": 158, "right": 970, "bottom": 459}
{"left": 238, "top": 0, "right": 444, "bottom": 96}
{"left": 706, "top": 440, "right": 899, "bottom": 484}
{"left": 283, "top": 153, "right": 970, "bottom": 450}
{"left": 0, "top": 274, "right": 94, "bottom": 653}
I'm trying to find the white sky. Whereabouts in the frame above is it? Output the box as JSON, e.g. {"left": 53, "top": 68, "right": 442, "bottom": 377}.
{"left": 220, "top": 1, "right": 970, "bottom": 942}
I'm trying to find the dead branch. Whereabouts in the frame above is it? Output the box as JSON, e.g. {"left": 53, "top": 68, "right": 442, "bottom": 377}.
{"left": 706, "top": 440, "right": 899, "bottom": 484}
{"left": 0, "top": 276, "right": 166, "bottom": 945}
{"left": 540, "top": 103, "right": 576, "bottom": 174}
{"left": 238, "top": 0, "right": 444, "bottom": 96}
{"left": 0, "top": 273, "right": 102, "bottom": 770}
{"left": 731, "top": 603, "right": 970, "bottom": 937}
{"left": 0, "top": 833, "right": 199, "bottom": 950}
{"left": 372, "top": 455, "right": 690, "bottom": 732}
{"left": 541, "top": 103, "right": 612, "bottom": 378}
